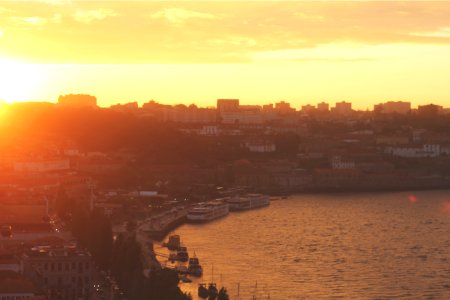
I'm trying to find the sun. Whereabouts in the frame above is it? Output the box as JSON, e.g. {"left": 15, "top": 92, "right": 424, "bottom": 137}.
{"left": 0, "top": 58, "right": 46, "bottom": 103}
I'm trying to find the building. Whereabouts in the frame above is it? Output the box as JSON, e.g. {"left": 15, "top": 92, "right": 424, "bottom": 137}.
{"left": 217, "top": 99, "right": 239, "bottom": 113}
{"left": 317, "top": 102, "right": 329, "bottom": 112}
{"left": 330, "top": 156, "right": 355, "bottom": 169}
{"left": 301, "top": 104, "right": 316, "bottom": 114}
{"left": 0, "top": 270, "right": 45, "bottom": 300}
{"left": 418, "top": 104, "right": 443, "bottom": 116}
{"left": 220, "top": 111, "right": 264, "bottom": 125}
{"left": 331, "top": 101, "right": 352, "bottom": 116}
{"left": 274, "top": 101, "right": 295, "bottom": 114}
{"left": 242, "top": 138, "right": 276, "bottom": 153}
{"left": 385, "top": 144, "right": 441, "bottom": 158}
{"left": 376, "top": 136, "right": 410, "bottom": 146}
{"left": 374, "top": 101, "right": 411, "bottom": 114}
{"left": 164, "top": 105, "right": 216, "bottom": 123}
{"left": 13, "top": 160, "right": 70, "bottom": 173}
{"left": 57, "top": 94, "right": 97, "bottom": 108}
{"left": 199, "top": 125, "right": 219, "bottom": 136}
{"left": 22, "top": 245, "right": 94, "bottom": 300}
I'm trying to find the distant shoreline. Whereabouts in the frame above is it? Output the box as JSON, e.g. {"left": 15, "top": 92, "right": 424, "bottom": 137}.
{"left": 261, "top": 186, "right": 450, "bottom": 197}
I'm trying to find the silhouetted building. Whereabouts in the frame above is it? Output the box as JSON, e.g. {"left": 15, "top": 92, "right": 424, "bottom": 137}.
{"left": 275, "top": 101, "right": 295, "bottom": 114}
{"left": 0, "top": 270, "right": 45, "bottom": 299}
{"left": 301, "top": 104, "right": 316, "bottom": 114}
{"left": 374, "top": 101, "right": 411, "bottom": 114}
{"left": 331, "top": 101, "right": 352, "bottom": 116}
{"left": 417, "top": 104, "right": 443, "bottom": 116}
{"left": 57, "top": 94, "right": 97, "bottom": 108}
{"left": 217, "top": 99, "right": 239, "bottom": 113}
{"left": 317, "top": 102, "right": 329, "bottom": 112}
{"left": 22, "top": 245, "right": 94, "bottom": 300}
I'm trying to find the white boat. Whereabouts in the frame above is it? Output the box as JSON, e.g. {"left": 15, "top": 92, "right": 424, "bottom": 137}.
{"left": 187, "top": 200, "right": 229, "bottom": 223}
{"left": 226, "top": 194, "right": 270, "bottom": 211}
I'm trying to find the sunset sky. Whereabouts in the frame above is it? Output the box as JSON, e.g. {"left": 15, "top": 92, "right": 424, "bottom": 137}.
{"left": 1, "top": 1, "right": 450, "bottom": 109}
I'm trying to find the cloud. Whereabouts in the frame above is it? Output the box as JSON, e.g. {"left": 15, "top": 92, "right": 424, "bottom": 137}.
{"left": 10, "top": 16, "right": 48, "bottom": 26}
{"left": 410, "top": 27, "right": 450, "bottom": 38}
{"left": 72, "top": 9, "right": 118, "bottom": 24}
{"left": 251, "top": 43, "right": 380, "bottom": 63}
{"left": 149, "top": 7, "right": 216, "bottom": 24}
{"left": 3, "top": 1, "right": 450, "bottom": 64}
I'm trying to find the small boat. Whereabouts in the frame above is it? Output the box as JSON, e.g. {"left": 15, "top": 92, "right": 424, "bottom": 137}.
{"left": 177, "top": 246, "right": 189, "bottom": 262}
{"left": 188, "top": 255, "right": 203, "bottom": 277}
{"left": 163, "top": 234, "right": 181, "bottom": 250}
{"left": 208, "top": 283, "right": 218, "bottom": 299}
{"left": 198, "top": 283, "right": 209, "bottom": 298}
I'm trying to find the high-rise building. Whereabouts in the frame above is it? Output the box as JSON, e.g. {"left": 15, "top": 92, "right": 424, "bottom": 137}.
{"left": 331, "top": 101, "right": 352, "bottom": 116}
{"left": 374, "top": 101, "right": 411, "bottom": 114}
{"left": 275, "top": 101, "right": 295, "bottom": 114}
{"left": 301, "top": 104, "right": 316, "bottom": 114}
{"left": 317, "top": 102, "right": 329, "bottom": 112}
{"left": 418, "top": 104, "right": 443, "bottom": 116}
{"left": 57, "top": 94, "right": 97, "bottom": 108}
{"left": 217, "top": 99, "right": 239, "bottom": 113}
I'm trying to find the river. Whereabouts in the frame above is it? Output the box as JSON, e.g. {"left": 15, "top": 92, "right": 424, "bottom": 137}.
{"left": 156, "top": 190, "right": 450, "bottom": 299}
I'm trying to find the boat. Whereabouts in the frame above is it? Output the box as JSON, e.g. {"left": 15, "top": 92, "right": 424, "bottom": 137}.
{"left": 198, "top": 283, "right": 209, "bottom": 298}
{"left": 163, "top": 234, "right": 181, "bottom": 250}
{"left": 188, "top": 255, "right": 203, "bottom": 277}
{"left": 177, "top": 246, "right": 189, "bottom": 262}
{"left": 187, "top": 200, "right": 229, "bottom": 223}
{"left": 207, "top": 265, "right": 218, "bottom": 299}
{"left": 226, "top": 194, "right": 270, "bottom": 211}
{"left": 208, "top": 283, "right": 218, "bottom": 299}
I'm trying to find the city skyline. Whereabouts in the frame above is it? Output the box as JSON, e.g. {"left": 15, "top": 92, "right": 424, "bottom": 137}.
{"left": 1, "top": 1, "right": 450, "bottom": 108}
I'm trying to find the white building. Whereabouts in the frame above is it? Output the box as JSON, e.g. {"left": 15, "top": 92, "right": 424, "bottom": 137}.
{"left": 242, "top": 139, "right": 276, "bottom": 153}
{"left": 13, "top": 159, "right": 70, "bottom": 173}
{"left": 331, "top": 156, "right": 355, "bottom": 169}
{"left": 199, "top": 125, "right": 219, "bottom": 136}
{"left": 385, "top": 144, "right": 441, "bottom": 158}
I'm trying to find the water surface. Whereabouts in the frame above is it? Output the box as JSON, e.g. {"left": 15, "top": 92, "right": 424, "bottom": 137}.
{"left": 158, "top": 190, "right": 450, "bottom": 299}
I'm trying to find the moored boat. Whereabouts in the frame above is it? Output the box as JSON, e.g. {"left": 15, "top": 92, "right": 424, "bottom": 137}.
{"left": 226, "top": 193, "right": 270, "bottom": 211}
{"left": 187, "top": 200, "right": 229, "bottom": 223}
{"left": 163, "top": 234, "right": 181, "bottom": 250}
{"left": 198, "top": 283, "right": 209, "bottom": 298}
{"left": 177, "top": 246, "right": 189, "bottom": 262}
{"left": 188, "top": 255, "right": 203, "bottom": 277}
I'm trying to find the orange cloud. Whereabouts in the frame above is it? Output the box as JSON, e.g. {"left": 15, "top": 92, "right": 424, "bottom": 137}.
{"left": 2, "top": 1, "right": 450, "bottom": 63}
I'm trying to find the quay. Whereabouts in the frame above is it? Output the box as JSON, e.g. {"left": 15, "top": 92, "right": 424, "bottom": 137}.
{"left": 140, "top": 208, "right": 188, "bottom": 240}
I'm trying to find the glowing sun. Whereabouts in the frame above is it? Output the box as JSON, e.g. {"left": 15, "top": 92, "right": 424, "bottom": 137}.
{"left": 0, "top": 58, "right": 46, "bottom": 103}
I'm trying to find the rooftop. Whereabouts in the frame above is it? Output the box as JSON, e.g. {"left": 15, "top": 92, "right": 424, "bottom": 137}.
{"left": 0, "top": 270, "right": 42, "bottom": 295}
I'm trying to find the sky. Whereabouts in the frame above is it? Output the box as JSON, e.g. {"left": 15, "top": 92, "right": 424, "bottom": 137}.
{"left": 1, "top": 1, "right": 450, "bottom": 109}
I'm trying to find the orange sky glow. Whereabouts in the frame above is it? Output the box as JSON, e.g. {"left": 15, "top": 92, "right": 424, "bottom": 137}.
{"left": 1, "top": 1, "right": 450, "bottom": 109}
